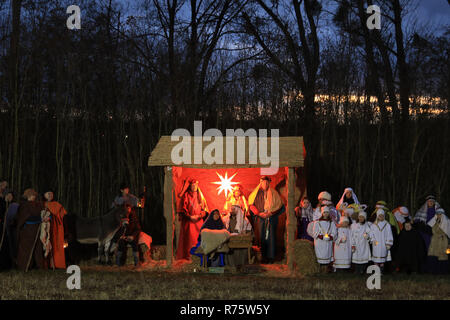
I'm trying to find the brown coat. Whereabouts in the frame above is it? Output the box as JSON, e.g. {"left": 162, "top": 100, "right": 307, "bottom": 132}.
{"left": 16, "top": 201, "right": 48, "bottom": 271}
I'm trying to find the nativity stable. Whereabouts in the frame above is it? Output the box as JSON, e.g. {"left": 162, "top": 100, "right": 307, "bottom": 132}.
{"left": 147, "top": 135, "right": 306, "bottom": 270}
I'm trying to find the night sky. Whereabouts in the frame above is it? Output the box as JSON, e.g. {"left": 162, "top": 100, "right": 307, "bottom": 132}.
{"left": 118, "top": 0, "right": 449, "bottom": 35}
{"left": 413, "top": 0, "right": 449, "bottom": 31}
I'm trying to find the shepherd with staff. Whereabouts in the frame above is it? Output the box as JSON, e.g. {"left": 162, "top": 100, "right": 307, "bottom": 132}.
{"left": 15, "top": 189, "right": 51, "bottom": 271}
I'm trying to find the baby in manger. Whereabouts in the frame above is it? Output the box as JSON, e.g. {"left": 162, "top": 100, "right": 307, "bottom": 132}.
{"left": 223, "top": 205, "right": 253, "bottom": 235}
{"left": 223, "top": 205, "right": 253, "bottom": 267}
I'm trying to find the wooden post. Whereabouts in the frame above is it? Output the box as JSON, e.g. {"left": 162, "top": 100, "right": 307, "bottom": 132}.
{"left": 286, "top": 167, "right": 296, "bottom": 271}
{"left": 164, "top": 166, "right": 174, "bottom": 267}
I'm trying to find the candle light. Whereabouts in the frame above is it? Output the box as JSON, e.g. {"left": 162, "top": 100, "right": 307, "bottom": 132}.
{"left": 64, "top": 242, "right": 68, "bottom": 249}
{"left": 446, "top": 248, "right": 450, "bottom": 255}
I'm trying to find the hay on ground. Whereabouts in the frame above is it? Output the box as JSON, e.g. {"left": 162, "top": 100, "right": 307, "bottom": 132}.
{"left": 292, "top": 239, "right": 320, "bottom": 275}
{"left": 151, "top": 245, "right": 166, "bottom": 260}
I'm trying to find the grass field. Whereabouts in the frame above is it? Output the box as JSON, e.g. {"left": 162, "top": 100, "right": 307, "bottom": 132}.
{"left": 1, "top": 260, "right": 449, "bottom": 300}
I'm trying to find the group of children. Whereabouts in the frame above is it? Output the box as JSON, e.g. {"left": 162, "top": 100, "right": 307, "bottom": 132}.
{"left": 296, "top": 188, "right": 450, "bottom": 274}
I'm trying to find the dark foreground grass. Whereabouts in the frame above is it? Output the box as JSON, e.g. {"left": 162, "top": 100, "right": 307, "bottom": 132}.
{"left": 1, "top": 266, "right": 449, "bottom": 300}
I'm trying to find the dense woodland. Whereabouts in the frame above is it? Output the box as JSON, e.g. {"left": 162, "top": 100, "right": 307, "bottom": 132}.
{"left": 0, "top": 0, "right": 448, "bottom": 244}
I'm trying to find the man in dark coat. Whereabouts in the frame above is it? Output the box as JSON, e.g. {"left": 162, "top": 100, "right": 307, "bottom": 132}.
{"left": 15, "top": 189, "right": 49, "bottom": 271}
{"left": 396, "top": 218, "right": 426, "bottom": 274}
{"left": 116, "top": 204, "right": 141, "bottom": 266}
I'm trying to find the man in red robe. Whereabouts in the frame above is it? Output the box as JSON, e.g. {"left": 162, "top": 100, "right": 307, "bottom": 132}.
{"left": 176, "top": 179, "right": 208, "bottom": 260}
{"left": 44, "top": 191, "right": 67, "bottom": 269}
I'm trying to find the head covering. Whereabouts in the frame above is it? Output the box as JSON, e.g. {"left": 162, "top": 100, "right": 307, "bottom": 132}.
{"left": 339, "top": 215, "right": 349, "bottom": 225}
{"left": 336, "top": 187, "right": 360, "bottom": 209}
{"left": 321, "top": 206, "right": 330, "bottom": 214}
{"left": 201, "top": 209, "right": 225, "bottom": 231}
{"left": 318, "top": 191, "right": 331, "bottom": 201}
{"left": 358, "top": 210, "right": 367, "bottom": 219}
{"left": 427, "top": 208, "right": 450, "bottom": 238}
{"left": 414, "top": 197, "right": 441, "bottom": 223}
{"left": 344, "top": 207, "right": 354, "bottom": 216}
{"left": 224, "top": 205, "right": 252, "bottom": 233}
{"left": 23, "top": 188, "right": 38, "bottom": 200}
{"left": 375, "top": 201, "right": 388, "bottom": 210}
{"left": 399, "top": 207, "right": 409, "bottom": 216}
{"left": 393, "top": 206, "right": 410, "bottom": 225}
{"left": 248, "top": 181, "right": 283, "bottom": 213}
{"left": 376, "top": 208, "right": 385, "bottom": 217}
{"left": 177, "top": 177, "right": 209, "bottom": 213}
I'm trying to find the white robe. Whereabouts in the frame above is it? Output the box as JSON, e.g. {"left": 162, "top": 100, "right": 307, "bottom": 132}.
{"left": 351, "top": 222, "right": 372, "bottom": 264}
{"left": 369, "top": 220, "right": 393, "bottom": 263}
{"left": 307, "top": 220, "right": 337, "bottom": 264}
{"left": 334, "top": 227, "right": 352, "bottom": 268}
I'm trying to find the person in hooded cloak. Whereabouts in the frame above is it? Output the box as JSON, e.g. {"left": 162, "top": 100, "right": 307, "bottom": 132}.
{"left": 190, "top": 209, "right": 227, "bottom": 267}
{"left": 176, "top": 178, "right": 208, "bottom": 260}
{"left": 16, "top": 189, "right": 50, "bottom": 271}
{"left": 426, "top": 208, "right": 450, "bottom": 274}
{"left": 43, "top": 190, "right": 67, "bottom": 269}
{"left": 336, "top": 187, "right": 360, "bottom": 209}
{"left": 396, "top": 217, "right": 426, "bottom": 274}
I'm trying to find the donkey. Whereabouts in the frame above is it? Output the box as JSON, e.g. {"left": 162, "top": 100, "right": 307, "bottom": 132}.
{"left": 65, "top": 206, "right": 127, "bottom": 264}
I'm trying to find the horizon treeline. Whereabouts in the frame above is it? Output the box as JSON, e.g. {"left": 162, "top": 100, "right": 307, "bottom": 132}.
{"left": 0, "top": 0, "right": 448, "bottom": 243}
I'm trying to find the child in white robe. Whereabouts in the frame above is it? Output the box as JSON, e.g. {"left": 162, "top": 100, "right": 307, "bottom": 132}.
{"left": 351, "top": 209, "right": 372, "bottom": 274}
{"left": 312, "top": 191, "right": 332, "bottom": 221}
{"left": 307, "top": 206, "right": 337, "bottom": 272}
{"left": 334, "top": 216, "right": 352, "bottom": 271}
{"left": 370, "top": 209, "right": 394, "bottom": 273}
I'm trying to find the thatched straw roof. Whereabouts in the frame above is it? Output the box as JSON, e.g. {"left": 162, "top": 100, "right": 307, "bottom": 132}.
{"left": 148, "top": 136, "right": 305, "bottom": 168}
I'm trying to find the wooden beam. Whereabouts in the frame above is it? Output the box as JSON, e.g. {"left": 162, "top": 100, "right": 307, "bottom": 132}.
{"left": 286, "top": 167, "right": 296, "bottom": 271}
{"left": 164, "top": 166, "right": 174, "bottom": 267}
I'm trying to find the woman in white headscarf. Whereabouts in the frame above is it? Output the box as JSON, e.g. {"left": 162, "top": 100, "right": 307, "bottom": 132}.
{"left": 336, "top": 187, "right": 360, "bottom": 209}
{"left": 426, "top": 208, "right": 450, "bottom": 274}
